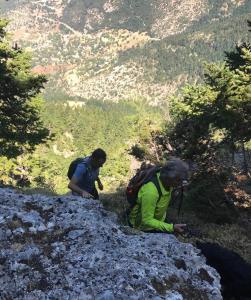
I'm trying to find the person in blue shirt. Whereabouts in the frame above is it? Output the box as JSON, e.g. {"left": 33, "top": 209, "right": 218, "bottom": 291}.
{"left": 68, "top": 148, "right": 106, "bottom": 199}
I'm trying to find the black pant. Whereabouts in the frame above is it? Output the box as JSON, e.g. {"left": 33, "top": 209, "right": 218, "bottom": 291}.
{"left": 90, "top": 187, "right": 99, "bottom": 200}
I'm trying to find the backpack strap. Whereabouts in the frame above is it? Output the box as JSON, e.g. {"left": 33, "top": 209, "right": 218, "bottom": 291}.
{"left": 148, "top": 174, "right": 162, "bottom": 202}
{"left": 73, "top": 158, "right": 90, "bottom": 181}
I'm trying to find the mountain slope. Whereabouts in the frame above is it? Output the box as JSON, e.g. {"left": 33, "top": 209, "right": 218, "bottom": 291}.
{"left": 0, "top": 0, "right": 250, "bottom": 102}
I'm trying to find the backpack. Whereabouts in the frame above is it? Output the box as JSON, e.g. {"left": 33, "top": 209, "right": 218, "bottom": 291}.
{"left": 126, "top": 164, "right": 162, "bottom": 208}
{"left": 67, "top": 157, "right": 86, "bottom": 179}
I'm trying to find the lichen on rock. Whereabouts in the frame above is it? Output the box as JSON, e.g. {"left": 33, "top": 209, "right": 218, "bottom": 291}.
{"left": 0, "top": 188, "right": 222, "bottom": 299}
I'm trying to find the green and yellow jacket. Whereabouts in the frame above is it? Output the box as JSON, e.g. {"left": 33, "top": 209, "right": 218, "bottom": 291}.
{"left": 129, "top": 172, "right": 173, "bottom": 232}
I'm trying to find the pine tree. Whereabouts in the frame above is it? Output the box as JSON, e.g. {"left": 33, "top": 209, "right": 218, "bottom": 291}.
{"left": 0, "top": 19, "right": 49, "bottom": 158}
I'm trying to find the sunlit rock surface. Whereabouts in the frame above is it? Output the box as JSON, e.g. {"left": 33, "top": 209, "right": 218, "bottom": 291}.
{"left": 0, "top": 188, "right": 222, "bottom": 299}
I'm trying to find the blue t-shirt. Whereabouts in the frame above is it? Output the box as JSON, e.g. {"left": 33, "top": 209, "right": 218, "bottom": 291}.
{"left": 72, "top": 156, "right": 100, "bottom": 193}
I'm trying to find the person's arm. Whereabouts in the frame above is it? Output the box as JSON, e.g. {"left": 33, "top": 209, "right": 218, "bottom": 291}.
{"left": 140, "top": 184, "right": 186, "bottom": 233}
{"left": 173, "top": 224, "right": 187, "bottom": 233}
{"left": 68, "top": 163, "right": 93, "bottom": 198}
{"left": 96, "top": 177, "right": 103, "bottom": 190}
{"left": 140, "top": 186, "right": 174, "bottom": 232}
{"left": 68, "top": 176, "right": 93, "bottom": 198}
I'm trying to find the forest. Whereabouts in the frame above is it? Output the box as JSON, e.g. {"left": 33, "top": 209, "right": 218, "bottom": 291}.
{"left": 0, "top": 16, "right": 251, "bottom": 266}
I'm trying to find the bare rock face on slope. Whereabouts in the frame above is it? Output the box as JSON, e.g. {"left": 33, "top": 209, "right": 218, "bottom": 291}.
{"left": 0, "top": 188, "right": 222, "bottom": 299}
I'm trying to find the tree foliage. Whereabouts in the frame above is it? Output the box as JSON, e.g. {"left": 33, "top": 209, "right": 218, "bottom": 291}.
{"left": 0, "top": 19, "right": 49, "bottom": 158}
{"left": 0, "top": 97, "right": 162, "bottom": 193}
{"left": 159, "top": 24, "right": 250, "bottom": 223}
{"left": 167, "top": 45, "right": 251, "bottom": 165}
{"left": 128, "top": 22, "right": 251, "bottom": 223}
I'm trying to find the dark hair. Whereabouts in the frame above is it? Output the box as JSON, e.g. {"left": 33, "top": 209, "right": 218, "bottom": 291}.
{"left": 91, "top": 148, "right": 107, "bottom": 160}
{"left": 160, "top": 158, "right": 189, "bottom": 181}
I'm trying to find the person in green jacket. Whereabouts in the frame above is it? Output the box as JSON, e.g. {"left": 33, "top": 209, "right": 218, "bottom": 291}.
{"left": 129, "top": 158, "right": 189, "bottom": 234}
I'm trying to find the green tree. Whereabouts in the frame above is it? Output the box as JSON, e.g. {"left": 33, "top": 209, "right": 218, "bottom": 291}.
{"left": 165, "top": 44, "right": 251, "bottom": 166}
{"left": 161, "top": 41, "right": 250, "bottom": 223}
{"left": 225, "top": 42, "right": 251, "bottom": 70}
{"left": 167, "top": 84, "right": 218, "bottom": 160}
{"left": 0, "top": 19, "right": 49, "bottom": 158}
{"left": 205, "top": 48, "right": 251, "bottom": 148}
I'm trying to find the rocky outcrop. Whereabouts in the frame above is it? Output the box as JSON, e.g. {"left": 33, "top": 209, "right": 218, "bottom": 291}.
{"left": 0, "top": 188, "right": 222, "bottom": 299}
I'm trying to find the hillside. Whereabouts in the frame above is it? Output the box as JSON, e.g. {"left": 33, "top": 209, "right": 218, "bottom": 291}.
{"left": 0, "top": 99, "right": 162, "bottom": 193}
{"left": 0, "top": 0, "right": 250, "bottom": 102}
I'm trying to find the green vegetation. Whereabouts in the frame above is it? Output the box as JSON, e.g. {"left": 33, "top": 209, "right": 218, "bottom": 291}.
{"left": 0, "top": 4, "right": 250, "bottom": 263}
{"left": 165, "top": 41, "right": 251, "bottom": 224}
{"left": 123, "top": 22, "right": 251, "bottom": 260}
{"left": 0, "top": 97, "right": 163, "bottom": 194}
{"left": 118, "top": 12, "right": 251, "bottom": 84}
{"left": 9, "top": 1, "right": 250, "bottom": 103}
{"left": 0, "top": 18, "right": 163, "bottom": 195}
{"left": 0, "top": 19, "right": 49, "bottom": 158}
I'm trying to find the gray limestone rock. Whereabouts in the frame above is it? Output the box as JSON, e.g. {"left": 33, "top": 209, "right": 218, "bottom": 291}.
{"left": 0, "top": 188, "right": 222, "bottom": 299}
